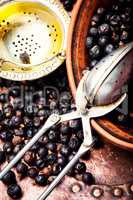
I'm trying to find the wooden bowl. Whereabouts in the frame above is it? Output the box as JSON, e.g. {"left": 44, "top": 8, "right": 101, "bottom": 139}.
{"left": 66, "top": 0, "right": 133, "bottom": 151}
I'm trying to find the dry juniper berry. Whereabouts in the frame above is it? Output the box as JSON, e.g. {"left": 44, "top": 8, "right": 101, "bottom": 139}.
{"left": 82, "top": 172, "right": 94, "bottom": 185}
{"left": 57, "top": 156, "right": 66, "bottom": 167}
{"left": 0, "top": 131, "right": 13, "bottom": 142}
{"left": 60, "top": 145, "right": 71, "bottom": 156}
{"left": 86, "top": 36, "right": 94, "bottom": 49}
{"left": 74, "top": 162, "right": 86, "bottom": 174}
{"left": 89, "top": 45, "right": 101, "bottom": 59}
{"left": 52, "top": 164, "right": 62, "bottom": 175}
{"left": 46, "top": 153, "right": 57, "bottom": 165}
{"left": 35, "top": 174, "right": 47, "bottom": 186}
{"left": 3, "top": 142, "right": 14, "bottom": 154}
{"left": 69, "top": 137, "right": 80, "bottom": 151}
{"left": 0, "top": 150, "right": 6, "bottom": 164}
{"left": 16, "top": 162, "right": 28, "bottom": 177}
{"left": 46, "top": 142, "right": 57, "bottom": 152}
{"left": 2, "top": 170, "right": 16, "bottom": 185}
{"left": 35, "top": 159, "right": 46, "bottom": 170}
{"left": 37, "top": 146, "right": 48, "bottom": 158}
{"left": 0, "top": 93, "right": 7, "bottom": 103}
{"left": 28, "top": 167, "right": 38, "bottom": 179}
{"left": 48, "top": 130, "right": 58, "bottom": 142}
{"left": 7, "top": 184, "right": 22, "bottom": 199}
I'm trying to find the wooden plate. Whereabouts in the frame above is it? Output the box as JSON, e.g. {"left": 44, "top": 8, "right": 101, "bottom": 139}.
{"left": 66, "top": 0, "right": 133, "bottom": 151}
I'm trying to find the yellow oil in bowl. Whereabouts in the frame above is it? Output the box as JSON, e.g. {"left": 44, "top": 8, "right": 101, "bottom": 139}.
{"left": 0, "top": 0, "right": 70, "bottom": 80}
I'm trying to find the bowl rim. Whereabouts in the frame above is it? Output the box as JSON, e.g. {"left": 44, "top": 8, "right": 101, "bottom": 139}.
{"left": 66, "top": 0, "right": 133, "bottom": 151}
{"left": 0, "top": 0, "right": 70, "bottom": 81}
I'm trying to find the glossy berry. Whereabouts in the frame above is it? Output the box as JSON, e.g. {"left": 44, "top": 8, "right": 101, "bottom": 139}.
{"left": 98, "top": 23, "right": 111, "bottom": 35}
{"left": 35, "top": 174, "right": 47, "bottom": 186}
{"left": 98, "top": 35, "right": 109, "bottom": 47}
{"left": 0, "top": 93, "right": 7, "bottom": 103}
{"left": 105, "top": 44, "right": 115, "bottom": 54}
{"left": 60, "top": 145, "right": 71, "bottom": 156}
{"left": 86, "top": 37, "right": 94, "bottom": 49}
{"left": 9, "top": 87, "right": 20, "bottom": 97}
{"left": 24, "top": 151, "right": 35, "bottom": 165}
{"left": 10, "top": 116, "right": 22, "bottom": 127}
{"left": 3, "top": 142, "right": 14, "bottom": 154}
{"left": 0, "top": 151, "right": 6, "bottom": 164}
{"left": 120, "top": 31, "right": 129, "bottom": 42}
{"left": 97, "top": 7, "right": 105, "bottom": 15}
{"left": 47, "top": 153, "right": 57, "bottom": 165}
{"left": 13, "top": 144, "right": 23, "bottom": 154}
{"left": 69, "top": 137, "right": 80, "bottom": 151}
{"left": 75, "top": 162, "right": 86, "bottom": 174}
{"left": 46, "top": 143, "right": 57, "bottom": 152}
{"left": 57, "top": 156, "right": 66, "bottom": 166}
{"left": 2, "top": 170, "right": 16, "bottom": 185}
{"left": 26, "top": 129, "right": 34, "bottom": 138}
{"left": 28, "top": 167, "right": 38, "bottom": 179}
{"left": 91, "top": 14, "right": 101, "bottom": 26}
{"left": 110, "top": 14, "right": 121, "bottom": 26}
{"left": 37, "top": 147, "right": 48, "bottom": 158}
{"left": 60, "top": 123, "right": 70, "bottom": 134}
{"left": 53, "top": 164, "right": 62, "bottom": 175}
{"left": 0, "top": 110, "right": 4, "bottom": 121}
{"left": 82, "top": 172, "right": 94, "bottom": 185}
{"left": 60, "top": 133, "right": 70, "bottom": 144}
{"left": 7, "top": 184, "right": 22, "bottom": 199}
{"left": 48, "top": 130, "right": 58, "bottom": 142}
{"left": 89, "top": 27, "right": 98, "bottom": 36}
{"left": 16, "top": 162, "right": 28, "bottom": 176}
{"left": 35, "top": 159, "right": 46, "bottom": 170}
{"left": 63, "top": 1, "right": 73, "bottom": 11}
{"left": 90, "top": 60, "right": 98, "bottom": 68}
{"left": 89, "top": 45, "right": 101, "bottom": 59}
{"left": 0, "top": 131, "right": 13, "bottom": 142}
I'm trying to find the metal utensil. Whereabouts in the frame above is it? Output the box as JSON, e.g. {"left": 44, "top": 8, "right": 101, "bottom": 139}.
{"left": 84, "top": 41, "right": 133, "bottom": 106}
{"left": 0, "top": 0, "right": 70, "bottom": 80}
{"left": 37, "top": 94, "right": 126, "bottom": 200}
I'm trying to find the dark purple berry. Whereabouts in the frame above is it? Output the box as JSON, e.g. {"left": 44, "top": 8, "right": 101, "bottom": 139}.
{"left": 69, "top": 137, "right": 80, "bottom": 151}
{"left": 90, "top": 60, "right": 98, "bottom": 68}
{"left": 105, "top": 44, "right": 115, "bottom": 54}
{"left": 0, "top": 151, "right": 6, "bottom": 164}
{"left": 91, "top": 14, "right": 101, "bottom": 26}
{"left": 35, "top": 159, "right": 46, "bottom": 170}
{"left": 0, "top": 131, "right": 13, "bottom": 142}
{"left": 0, "top": 93, "right": 7, "bottom": 103}
{"left": 82, "top": 172, "right": 94, "bottom": 185}
{"left": 89, "top": 27, "right": 98, "bottom": 36}
{"left": 97, "top": 7, "right": 105, "bottom": 15}
{"left": 28, "top": 167, "right": 38, "bottom": 178}
{"left": 98, "top": 23, "right": 111, "bottom": 35}
{"left": 7, "top": 184, "right": 22, "bottom": 199}
{"left": 35, "top": 174, "right": 47, "bottom": 186}
{"left": 53, "top": 164, "right": 62, "bottom": 175}
{"left": 48, "top": 130, "right": 58, "bottom": 142}
{"left": 46, "top": 143, "right": 57, "bottom": 152}
{"left": 86, "top": 37, "right": 94, "bottom": 49}
{"left": 89, "top": 45, "right": 101, "bottom": 59}
{"left": 60, "top": 145, "right": 71, "bottom": 156}
{"left": 57, "top": 156, "right": 66, "bottom": 166}
{"left": 47, "top": 153, "right": 57, "bottom": 165}
{"left": 2, "top": 170, "right": 16, "bottom": 185}
{"left": 75, "top": 162, "right": 86, "bottom": 174}
{"left": 98, "top": 36, "right": 109, "bottom": 47}
{"left": 3, "top": 142, "right": 14, "bottom": 154}
{"left": 16, "top": 162, "right": 28, "bottom": 176}
{"left": 37, "top": 147, "right": 48, "bottom": 158}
